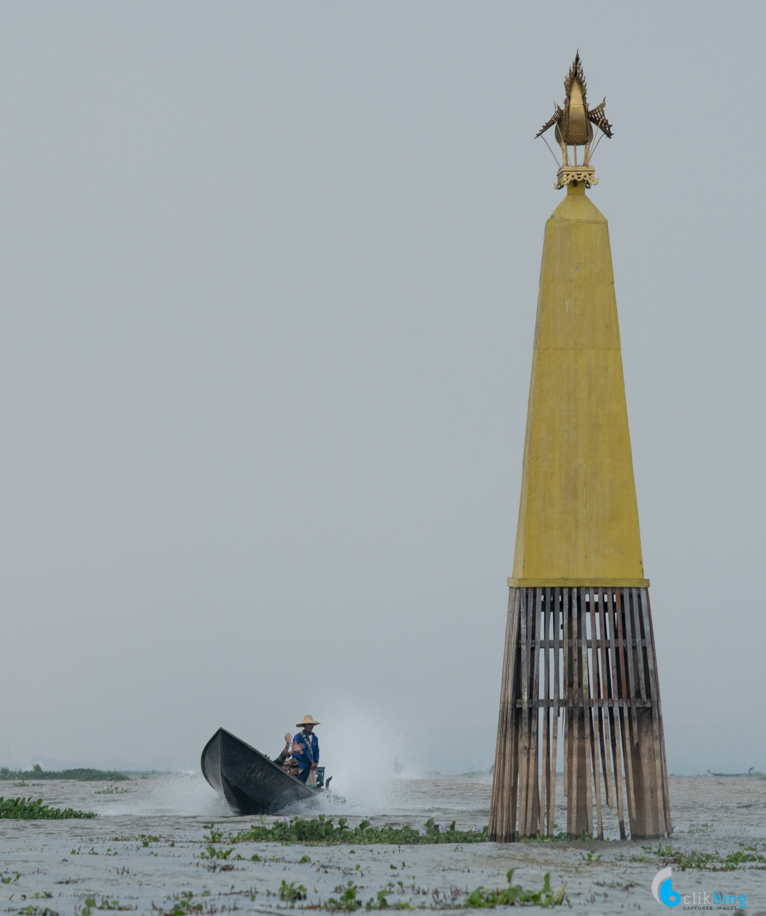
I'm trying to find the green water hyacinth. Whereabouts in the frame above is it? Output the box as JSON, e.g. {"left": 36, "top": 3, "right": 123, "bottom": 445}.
{"left": 0, "top": 796, "right": 96, "bottom": 819}
{"left": 464, "top": 870, "right": 567, "bottom": 908}
{"left": 229, "top": 816, "right": 488, "bottom": 846}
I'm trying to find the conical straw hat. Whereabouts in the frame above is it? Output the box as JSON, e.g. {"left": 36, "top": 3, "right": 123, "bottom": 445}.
{"left": 296, "top": 714, "right": 320, "bottom": 727}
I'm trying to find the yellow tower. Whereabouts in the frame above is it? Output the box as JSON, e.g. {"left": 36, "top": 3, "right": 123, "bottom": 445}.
{"left": 489, "top": 54, "right": 671, "bottom": 841}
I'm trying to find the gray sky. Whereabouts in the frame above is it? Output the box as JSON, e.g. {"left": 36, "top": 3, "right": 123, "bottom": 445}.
{"left": 1, "top": 2, "right": 764, "bottom": 776}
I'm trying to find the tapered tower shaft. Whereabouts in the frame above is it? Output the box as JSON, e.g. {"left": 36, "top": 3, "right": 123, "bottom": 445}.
{"left": 512, "top": 183, "right": 645, "bottom": 587}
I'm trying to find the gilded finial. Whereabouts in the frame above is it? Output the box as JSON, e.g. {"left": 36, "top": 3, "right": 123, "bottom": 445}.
{"left": 536, "top": 52, "right": 613, "bottom": 190}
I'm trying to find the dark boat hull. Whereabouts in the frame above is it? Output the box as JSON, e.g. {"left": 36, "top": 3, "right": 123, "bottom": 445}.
{"left": 201, "top": 728, "right": 317, "bottom": 815}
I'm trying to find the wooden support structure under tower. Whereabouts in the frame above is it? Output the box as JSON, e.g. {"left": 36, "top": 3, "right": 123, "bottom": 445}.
{"left": 489, "top": 55, "right": 672, "bottom": 841}
{"left": 490, "top": 586, "right": 671, "bottom": 841}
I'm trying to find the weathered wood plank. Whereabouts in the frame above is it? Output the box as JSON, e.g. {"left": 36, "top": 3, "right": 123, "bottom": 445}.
{"left": 541, "top": 588, "right": 551, "bottom": 835}
{"left": 549, "top": 586, "right": 560, "bottom": 837}
{"left": 645, "top": 590, "right": 673, "bottom": 837}
{"left": 489, "top": 588, "right": 520, "bottom": 842}
{"left": 518, "top": 588, "right": 531, "bottom": 836}
{"left": 581, "top": 588, "right": 600, "bottom": 838}
{"left": 530, "top": 589, "right": 542, "bottom": 835}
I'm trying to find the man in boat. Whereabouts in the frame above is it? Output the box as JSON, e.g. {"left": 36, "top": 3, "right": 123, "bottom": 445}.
{"left": 282, "top": 756, "right": 301, "bottom": 778}
{"left": 292, "top": 715, "right": 320, "bottom": 784}
{"left": 272, "top": 732, "right": 306, "bottom": 768}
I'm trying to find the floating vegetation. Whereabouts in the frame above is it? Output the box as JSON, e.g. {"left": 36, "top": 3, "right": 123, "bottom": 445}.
{"left": 0, "top": 796, "right": 96, "bottom": 820}
{"left": 314, "top": 873, "right": 566, "bottom": 911}
{"left": 0, "top": 765, "right": 129, "bottom": 783}
{"left": 632, "top": 842, "right": 766, "bottom": 872}
{"left": 279, "top": 880, "right": 306, "bottom": 904}
{"left": 325, "top": 881, "right": 360, "bottom": 911}
{"left": 199, "top": 846, "right": 233, "bottom": 861}
{"left": 464, "top": 870, "right": 567, "bottom": 908}
{"left": 80, "top": 896, "right": 134, "bottom": 913}
{"left": 228, "top": 816, "right": 488, "bottom": 847}
{"left": 95, "top": 786, "right": 131, "bottom": 795}
{"left": 153, "top": 890, "right": 213, "bottom": 915}
{"left": 322, "top": 881, "right": 415, "bottom": 911}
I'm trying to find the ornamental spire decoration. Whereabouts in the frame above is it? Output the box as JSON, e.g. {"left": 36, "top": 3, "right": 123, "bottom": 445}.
{"left": 535, "top": 52, "right": 613, "bottom": 189}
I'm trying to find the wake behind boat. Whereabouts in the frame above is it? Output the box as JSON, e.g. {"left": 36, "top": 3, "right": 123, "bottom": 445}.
{"left": 201, "top": 727, "right": 317, "bottom": 815}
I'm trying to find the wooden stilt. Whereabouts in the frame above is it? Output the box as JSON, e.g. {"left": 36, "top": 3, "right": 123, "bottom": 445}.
{"left": 548, "top": 587, "right": 560, "bottom": 836}
{"left": 605, "top": 588, "right": 627, "bottom": 839}
{"left": 593, "top": 588, "right": 612, "bottom": 810}
{"left": 562, "top": 587, "right": 570, "bottom": 804}
{"left": 639, "top": 589, "right": 665, "bottom": 838}
{"left": 489, "top": 589, "right": 521, "bottom": 842}
{"left": 541, "top": 588, "right": 551, "bottom": 835}
{"left": 615, "top": 588, "right": 638, "bottom": 830}
{"left": 490, "top": 585, "right": 670, "bottom": 841}
{"left": 629, "top": 589, "right": 652, "bottom": 835}
{"left": 566, "top": 589, "right": 578, "bottom": 834}
{"left": 584, "top": 589, "right": 603, "bottom": 839}
{"left": 530, "top": 589, "right": 542, "bottom": 836}
{"left": 646, "top": 591, "right": 673, "bottom": 836}
{"left": 517, "top": 588, "right": 531, "bottom": 837}
{"left": 569, "top": 590, "right": 584, "bottom": 835}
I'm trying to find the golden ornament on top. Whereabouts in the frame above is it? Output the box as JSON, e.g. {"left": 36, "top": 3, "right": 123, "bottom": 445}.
{"left": 536, "top": 52, "right": 613, "bottom": 189}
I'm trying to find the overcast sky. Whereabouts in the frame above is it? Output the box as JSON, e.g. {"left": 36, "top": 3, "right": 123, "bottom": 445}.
{"left": 1, "top": 2, "right": 764, "bottom": 777}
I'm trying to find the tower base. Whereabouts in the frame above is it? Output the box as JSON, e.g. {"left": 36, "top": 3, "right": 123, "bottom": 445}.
{"left": 489, "top": 586, "right": 672, "bottom": 841}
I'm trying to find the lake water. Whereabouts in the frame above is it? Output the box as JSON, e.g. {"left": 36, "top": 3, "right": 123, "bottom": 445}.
{"left": 0, "top": 774, "right": 764, "bottom": 914}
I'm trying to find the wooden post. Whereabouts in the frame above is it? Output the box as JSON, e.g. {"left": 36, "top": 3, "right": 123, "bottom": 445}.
{"left": 548, "top": 587, "right": 560, "bottom": 837}
{"left": 489, "top": 589, "right": 521, "bottom": 842}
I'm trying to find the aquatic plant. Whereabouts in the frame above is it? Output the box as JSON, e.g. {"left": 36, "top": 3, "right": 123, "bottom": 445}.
{"left": 0, "top": 796, "right": 96, "bottom": 819}
{"left": 228, "top": 816, "right": 488, "bottom": 846}
{"left": 201, "top": 825, "right": 223, "bottom": 844}
{"left": 80, "top": 897, "right": 134, "bottom": 913}
{"left": 279, "top": 880, "right": 307, "bottom": 905}
{"left": 464, "top": 870, "right": 567, "bottom": 908}
{"left": 199, "top": 846, "right": 233, "bottom": 861}
{"left": 326, "top": 881, "right": 359, "bottom": 911}
{"left": 580, "top": 849, "right": 602, "bottom": 863}
{"left": 634, "top": 842, "right": 766, "bottom": 872}
{"left": 152, "top": 891, "right": 206, "bottom": 916}
{"left": 0, "top": 765, "right": 129, "bottom": 782}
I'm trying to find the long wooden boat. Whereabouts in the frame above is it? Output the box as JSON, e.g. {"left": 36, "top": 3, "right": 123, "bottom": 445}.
{"left": 201, "top": 727, "right": 317, "bottom": 815}
{"left": 707, "top": 768, "right": 761, "bottom": 777}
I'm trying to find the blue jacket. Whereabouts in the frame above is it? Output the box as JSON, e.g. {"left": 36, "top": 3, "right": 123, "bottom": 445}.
{"left": 293, "top": 730, "right": 319, "bottom": 772}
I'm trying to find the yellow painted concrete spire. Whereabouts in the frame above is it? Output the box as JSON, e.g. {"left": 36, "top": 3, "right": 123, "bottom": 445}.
{"left": 509, "top": 181, "right": 647, "bottom": 588}
{"left": 491, "top": 57, "right": 669, "bottom": 847}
